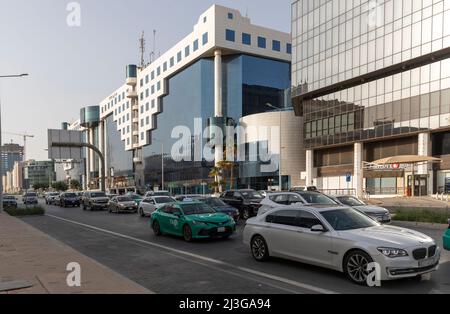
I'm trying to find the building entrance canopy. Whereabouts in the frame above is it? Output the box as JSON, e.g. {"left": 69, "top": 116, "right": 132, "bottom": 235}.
{"left": 372, "top": 155, "right": 442, "bottom": 165}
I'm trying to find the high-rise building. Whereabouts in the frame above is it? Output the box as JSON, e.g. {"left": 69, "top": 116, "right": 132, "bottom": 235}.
{"left": 78, "top": 5, "right": 296, "bottom": 193}
{"left": 291, "top": 0, "right": 450, "bottom": 197}
{"left": 24, "top": 160, "right": 56, "bottom": 188}
{"left": 1, "top": 143, "right": 24, "bottom": 175}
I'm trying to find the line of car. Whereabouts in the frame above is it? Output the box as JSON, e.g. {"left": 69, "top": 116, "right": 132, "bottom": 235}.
{"left": 41, "top": 188, "right": 449, "bottom": 286}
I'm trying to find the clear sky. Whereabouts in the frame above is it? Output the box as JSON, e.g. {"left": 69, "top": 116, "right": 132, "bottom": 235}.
{"left": 0, "top": 0, "right": 292, "bottom": 161}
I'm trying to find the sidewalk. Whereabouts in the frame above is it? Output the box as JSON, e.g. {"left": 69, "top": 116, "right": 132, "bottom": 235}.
{"left": 368, "top": 196, "right": 450, "bottom": 212}
{"left": 0, "top": 213, "right": 152, "bottom": 294}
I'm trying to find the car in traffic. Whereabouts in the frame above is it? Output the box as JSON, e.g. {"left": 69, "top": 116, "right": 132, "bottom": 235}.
{"left": 106, "top": 193, "right": 118, "bottom": 199}
{"left": 196, "top": 197, "right": 240, "bottom": 222}
{"left": 138, "top": 196, "right": 176, "bottom": 217}
{"left": 257, "top": 192, "right": 305, "bottom": 216}
{"left": 145, "top": 190, "right": 171, "bottom": 197}
{"left": 444, "top": 219, "right": 450, "bottom": 251}
{"left": 150, "top": 201, "right": 236, "bottom": 242}
{"left": 59, "top": 192, "right": 81, "bottom": 208}
{"left": 244, "top": 205, "right": 441, "bottom": 285}
{"left": 108, "top": 196, "right": 138, "bottom": 214}
{"left": 332, "top": 195, "right": 391, "bottom": 224}
{"left": 23, "top": 192, "right": 39, "bottom": 205}
{"left": 82, "top": 191, "right": 110, "bottom": 211}
{"left": 174, "top": 194, "right": 204, "bottom": 202}
{"left": 220, "top": 189, "right": 264, "bottom": 219}
{"left": 3, "top": 195, "right": 18, "bottom": 208}
{"left": 45, "top": 192, "right": 60, "bottom": 205}
{"left": 126, "top": 193, "right": 143, "bottom": 205}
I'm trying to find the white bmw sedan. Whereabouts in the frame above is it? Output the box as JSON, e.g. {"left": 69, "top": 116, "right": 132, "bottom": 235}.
{"left": 138, "top": 196, "right": 176, "bottom": 217}
{"left": 243, "top": 206, "right": 441, "bottom": 285}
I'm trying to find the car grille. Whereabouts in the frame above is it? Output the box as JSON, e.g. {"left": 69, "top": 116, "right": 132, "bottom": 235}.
{"left": 428, "top": 245, "right": 437, "bottom": 258}
{"left": 412, "top": 248, "right": 427, "bottom": 260}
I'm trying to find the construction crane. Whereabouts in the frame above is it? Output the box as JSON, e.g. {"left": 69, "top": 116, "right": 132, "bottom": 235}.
{"left": 3, "top": 132, "right": 35, "bottom": 161}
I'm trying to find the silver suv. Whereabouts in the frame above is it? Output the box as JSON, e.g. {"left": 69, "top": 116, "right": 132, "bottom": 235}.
{"left": 82, "top": 191, "right": 109, "bottom": 211}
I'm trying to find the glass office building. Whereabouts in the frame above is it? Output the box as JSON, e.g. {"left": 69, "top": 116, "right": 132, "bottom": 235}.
{"left": 292, "top": 0, "right": 450, "bottom": 196}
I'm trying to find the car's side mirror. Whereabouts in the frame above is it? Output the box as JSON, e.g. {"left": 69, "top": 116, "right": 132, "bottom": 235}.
{"left": 311, "top": 225, "right": 326, "bottom": 233}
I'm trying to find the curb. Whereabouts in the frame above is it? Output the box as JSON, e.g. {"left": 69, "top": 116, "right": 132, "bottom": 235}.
{"left": 392, "top": 220, "right": 449, "bottom": 230}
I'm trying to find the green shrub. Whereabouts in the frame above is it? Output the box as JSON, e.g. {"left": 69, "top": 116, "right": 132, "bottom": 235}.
{"left": 393, "top": 209, "right": 449, "bottom": 224}
{"left": 5, "top": 206, "right": 45, "bottom": 217}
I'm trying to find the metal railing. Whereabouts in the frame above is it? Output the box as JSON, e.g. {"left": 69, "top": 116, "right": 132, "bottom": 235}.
{"left": 319, "top": 189, "right": 356, "bottom": 196}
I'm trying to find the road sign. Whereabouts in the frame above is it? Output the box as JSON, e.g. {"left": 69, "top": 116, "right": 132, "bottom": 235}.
{"left": 48, "top": 129, "right": 83, "bottom": 160}
{"left": 346, "top": 173, "right": 352, "bottom": 183}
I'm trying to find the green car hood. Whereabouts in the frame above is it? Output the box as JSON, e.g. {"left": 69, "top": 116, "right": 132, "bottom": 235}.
{"left": 187, "top": 213, "right": 230, "bottom": 223}
{"left": 444, "top": 228, "right": 450, "bottom": 251}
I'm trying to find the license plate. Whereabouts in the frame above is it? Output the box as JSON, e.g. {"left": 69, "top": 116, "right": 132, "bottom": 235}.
{"left": 419, "top": 257, "right": 436, "bottom": 268}
{"left": 217, "top": 227, "right": 226, "bottom": 233}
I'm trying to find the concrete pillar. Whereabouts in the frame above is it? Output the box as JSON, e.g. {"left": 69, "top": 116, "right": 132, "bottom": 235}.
{"left": 89, "top": 127, "right": 95, "bottom": 176}
{"left": 306, "top": 150, "right": 314, "bottom": 186}
{"left": 85, "top": 130, "right": 91, "bottom": 190}
{"left": 103, "top": 121, "right": 109, "bottom": 189}
{"left": 354, "top": 142, "right": 364, "bottom": 198}
{"left": 418, "top": 132, "right": 432, "bottom": 195}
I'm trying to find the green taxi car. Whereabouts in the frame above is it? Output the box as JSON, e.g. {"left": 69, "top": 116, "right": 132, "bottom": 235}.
{"left": 150, "top": 201, "right": 236, "bottom": 242}
{"left": 444, "top": 219, "right": 450, "bottom": 251}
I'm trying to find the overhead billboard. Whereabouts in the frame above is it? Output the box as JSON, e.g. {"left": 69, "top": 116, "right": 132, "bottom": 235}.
{"left": 47, "top": 129, "right": 84, "bottom": 160}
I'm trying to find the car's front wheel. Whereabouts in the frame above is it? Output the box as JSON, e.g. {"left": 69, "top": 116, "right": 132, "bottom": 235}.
{"left": 183, "top": 225, "right": 193, "bottom": 242}
{"left": 344, "top": 250, "right": 374, "bottom": 286}
{"left": 153, "top": 221, "right": 162, "bottom": 236}
{"left": 139, "top": 208, "right": 145, "bottom": 217}
{"left": 242, "top": 208, "right": 251, "bottom": 220}
{"left": 251, "top": 235, "right": 269, "bottom": 261}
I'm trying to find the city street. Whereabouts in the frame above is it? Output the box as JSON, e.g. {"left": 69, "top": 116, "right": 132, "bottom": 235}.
{"left": 20, "top": 200, "right": 450, "bottom": 295}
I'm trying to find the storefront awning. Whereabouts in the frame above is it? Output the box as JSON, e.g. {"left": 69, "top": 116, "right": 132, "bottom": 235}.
{"left": 372, "top": 155, "right": 442, "bottom": 165}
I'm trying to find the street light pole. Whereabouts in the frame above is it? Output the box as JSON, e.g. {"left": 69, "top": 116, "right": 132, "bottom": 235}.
{"left": 0, "top": 73, "right": 29, "bottom": 214}
{"left": 265, "top": 103, "right": 283, "bottom": 191}
{"left": 161, "top": 142, "right": 164, "bottom": 191}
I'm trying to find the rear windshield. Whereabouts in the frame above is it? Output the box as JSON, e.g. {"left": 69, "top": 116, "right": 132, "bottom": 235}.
{"left": 297, "top": 192, "right": 337, "bottom": 205}
{"left": 154, "top": 197, "right": 175, "bottom": 204}
{"left": 26, "top": 193, "right": 37, "bottom": 197}
{"left": 91, "top": 193, "right": 106, "bottom": 198}
{"left": 64, "top": 193, "right": 77, "bottom": 198}
{"left": 4, "top": 196, "right": 15, "bottom": 200}
{"left": 118, "top": 197, "right": 133, "bottom": 202}
{"left": 181, "top": 204, "right": 216, "bottom": 215}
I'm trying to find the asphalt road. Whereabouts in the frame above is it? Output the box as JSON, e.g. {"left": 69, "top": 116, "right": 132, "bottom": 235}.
{"left": 20, "top": 200, "right": 450, "bottom": 294}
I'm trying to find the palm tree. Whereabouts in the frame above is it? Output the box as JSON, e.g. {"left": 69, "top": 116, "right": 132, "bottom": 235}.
{"left": 208, "top": 166, "right": 222, "bottom": 194}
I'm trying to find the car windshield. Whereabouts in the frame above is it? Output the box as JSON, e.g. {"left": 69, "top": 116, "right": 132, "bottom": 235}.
{"left": 50, "top": 193, "right": 59, "bottom": 196}
{"left": 337, "top": 196, "right": 365, "bottom": 206}
{"left": 298, "top": 192, "right": 337, "bottom": 205}
{"left": 4, "top": 196, "right": 15, "bottom": 200}
{"left": 65, "top": 193, "right": 77, "bottom": 198}
{"left": 154, "top": 197, "right": 174, "bottom": 204}
{"left": 91, "top": 193, "right": 106, "bottom": 198}
{"left": 241, "top": 191, "right": 263, "bottom": 199}
{"left": 26, "top": 193, "right": 37, "bottom": 197}
{"left": 181, "top": 203, "right": 216, "bottom": 215}
{"left": 204, "top": 198, "right": 227, "bottom": 207}
{"left": 320, "top": 208, "right": 378, "bottom": 231}
{"left": 118, "top": 197, "right": 133, "bottom": 202}
{"left": 129, "top": 194, "right": 142, "bottom": 200}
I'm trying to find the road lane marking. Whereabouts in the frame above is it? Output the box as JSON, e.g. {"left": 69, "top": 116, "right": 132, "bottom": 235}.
{"left": 45, "top": 214, "right": 339, "bottom": 294}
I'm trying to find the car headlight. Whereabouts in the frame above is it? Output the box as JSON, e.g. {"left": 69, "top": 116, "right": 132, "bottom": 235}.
{"left": 192, "top": 221, "right": 207, "bottom": 226}
{"left": 377, "top": 247, "right": 409, "bottom": 258}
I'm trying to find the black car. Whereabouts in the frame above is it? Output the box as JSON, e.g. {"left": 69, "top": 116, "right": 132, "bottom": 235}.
{"left": 3, "top": 195, "right": 18, "bottom": 208}
{"left": 60, "top": 192, "right": 81, "bottom": 208}
{"left": 219, "top": 189, "right": 264, "bottom": 219}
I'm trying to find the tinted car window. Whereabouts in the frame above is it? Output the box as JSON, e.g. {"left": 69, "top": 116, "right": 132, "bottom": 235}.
{"left": 225, "top": 192, "right": 234, "bottom": 198}
{"left": 320, "top": 208, "right": 378, "bottom": 231}
{"left": 267, "top": 210, "right": 299, "bottom": 227}
{"left": 297, "top": 192, "right": 337, "bottom": 205}
{"left": 288, "top": 194, "right": 304, "bottom": 204}
{"left": 181, "top": 204, "right": 216, "bottom": 215}
{"left": 270, "top": 194, "right": 289, "bottom": 205}
{"left": 337, "top": 196, "right": 365, "bottom": 206}
{"left": 241, "top": 191, "right": 263, "bottom": 199}
{"left": 298, "top": 211, "right": 323, "bottom": 229}
{"left": 154, "top": 197, "right": 174, "bottom": 204}
{"left": 64, "top": 193, "right": 77, "bottom": 198}
{"left": 91, "top": 192, "right": 106, "bottom": 198}
{"left": 117, "top": 197, "right": 133, "bottom": 202}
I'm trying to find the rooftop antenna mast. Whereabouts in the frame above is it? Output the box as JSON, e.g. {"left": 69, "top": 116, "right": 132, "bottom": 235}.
{"left": 139, "top": 31, "right": 146, "bottom": 68}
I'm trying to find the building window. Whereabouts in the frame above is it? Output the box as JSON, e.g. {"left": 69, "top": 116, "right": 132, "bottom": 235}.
{"left": 242, "top": 33, "right": 251, "bottom": 45}
{"left": 228, "top": 13, "right": 234, "bottom": 20}
{"left": 193, "top": 39, "right": 199, "bottom": 51}
{"left": 140, "top": 92, "right": 144, "bottom": 100}
{"left": 185, "top": 46, "right": 190, "bottom": 57}
{"left": 145, "top": 75, "right": 149, "bottom": 84}
{"left": 151, "top": 99, "right": 155, "bottom": 108}
{"left": 127, "top": 101, "right": 129, "bottom": 109}
{"left": 157, "top": 66, "right": 161, "bottom": 76}
{"left": 141, "top": 132, "right": 144, "bottom": 140}
{"left": 127, "top": 138, "right": 130, "bottom": 145}
{"left": 258, "top": 36, "right": 266, "bottom": 48}
{"left": 127, "top": 113, "right": 129, "bottom": 121}
{"left": 203, "top": 16, "right": 207, "bottom": 23}
{"left": 141, "top": 119, "right": 144, "bottom": 127}
{"left": 145, "top": 102, "right": 149, "bottom": 111}
{"left": 272, "top": 40, "right": 281, "bottom": 51}
{"left": 170, "top": 57, "right": 174, "bottom": 67}
{"left": 145, "top": 89, "right": 149, "bottom": 97}
{"left": 177, "top": 51, "right": 182, "bottom": 62}
{"left": 146, "top": 116, "right": 150, "bottom": 125}
{"left": 151, "top": 71, "right": 154, "bottom": 80}
{"left": 163, "top": 62, "right": 167, "bottom": 72}
{"left": 226, "top": 29, "right": 235, "bottom": 42}
{"left": 140, "top": 79, "right": 143, "bottom": 87}
{"left": 151, "top": 85, "right": 155, "bottom": 94}
{"left": 202, "top": 32, "right": 208, "bottom": 45}
{"left": 286, "top": 43, "right": 292, "bottom": 54}
{"left": 157, "top": 81, "right": 161, "bottom": 91}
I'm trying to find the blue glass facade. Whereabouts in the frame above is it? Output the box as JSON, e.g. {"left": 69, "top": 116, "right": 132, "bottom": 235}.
{"left": 105, "top": 115, "right": 133, "bottom": 178}
{"left": 142, "top": 54, "right": 291, "bottom": 193}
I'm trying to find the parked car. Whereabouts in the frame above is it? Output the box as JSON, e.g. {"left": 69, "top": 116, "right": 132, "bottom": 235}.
{"left": 257, "top": 192, "right": 305, "bottom": 216}
{"left": 82, "top": 191, "right": 110, "bottom": 211}
{"left": 244, "top": 205, "right": 441, "bottom": 285}
{"left": 151, "top": 201, "right": 236, "bottom": 242}
{"left": 138, "top": 196, "right": 176, "bottom": 217}
{"left": 220, "top": 189, "right": 264, "bottom": 219}
{"left": 59, "top": 192, "right": 81, "bottom": 208}
{"left": 332, "top": 195, "right": 391, "bottom": 224}
{"left": 23, "top": 192, "right": 39, "bottom": 205}
{"left": 290, "top": 190, "right": 339, "bottom": 206}
{"left": 108, "top": 196, "right": 138, "bottom": 214}
{"left": 174, "top": 194, "right": 204, "bottom": 202}
{"left": 3, "top": 195, "right": 18, "bottom": 208}
{"left": 106, "top": 193, "right": 118, "bottom": 199}
{"left": 196, "top": 197, "right": 240, "bottom": 221}
{"left": 444, "top": 219, "right": 450, "bottom": 251}
{"left": 145, "top": 190, "right": 171, "bottom": 197}
{"left": 126, "top": 193, "right": 143, "bottom": 205}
